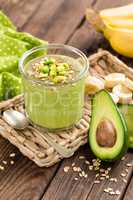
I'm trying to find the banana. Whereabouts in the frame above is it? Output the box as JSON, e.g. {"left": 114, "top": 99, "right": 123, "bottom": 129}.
{"left": 112, "top": 84, "right": 132, "bottom": 103}
{"left": 105, "top": 73, "right": 125, "bottom": 88}
{"left": 123, "top": 78, "right": 133, "bottom": 91}
{"left": 100, "top": 3, "right": 133, "bottom": 20}
{"left": 109, "top": 92, "right": 119, "bottom": 104}
{"left": 85, "top": 76, "right": 105, "bottom": 94}
{"left": 103, "top": 19, "right": 133, "bottom": 30}
{"left": 86, "top": 9, "right": 133, "bottom": 58}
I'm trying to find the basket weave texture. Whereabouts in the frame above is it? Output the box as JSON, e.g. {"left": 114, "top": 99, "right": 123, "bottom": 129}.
{"left": 0, "top": 50, "right": 132, "bottom": 167}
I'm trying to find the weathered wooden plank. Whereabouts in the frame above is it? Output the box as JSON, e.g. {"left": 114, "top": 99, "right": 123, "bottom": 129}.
{"left": 123, "top": 173, "right": 133, "bottom": 200}
{"left": 0, "top": 0, "right": 43, "bottom": 28}
{"left": 23, "top": 0, "right": 93, "bottom": 42}
{"left": 42, "top": 146, "right": 96, "bottom": 200}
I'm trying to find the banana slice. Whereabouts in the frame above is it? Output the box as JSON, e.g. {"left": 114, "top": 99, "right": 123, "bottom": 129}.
{"left": 123, "top": 78, "right": 133, "bottom": 91}
{"left": 109, "top": 92, "right": 119, "bottom": 104}
{"left": 85, "top": 76, "right": 105, "bottom": 94}
{"left": 112, "top": 84, "right": 132, "bottom": 103}
{"left": 105, "top": 73, "right": 125, "bottom": 88}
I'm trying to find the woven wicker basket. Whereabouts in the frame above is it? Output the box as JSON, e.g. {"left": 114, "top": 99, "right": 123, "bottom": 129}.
{"left": 0, "top": 50, "right": 132, "bottom": 167}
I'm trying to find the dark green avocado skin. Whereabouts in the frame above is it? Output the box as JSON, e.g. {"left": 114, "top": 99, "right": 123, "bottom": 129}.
{"left": 88, "top": 90, "right": 129, "bottom": 162}
{"left": 119, "top": 104, "right": 133, "bottom": 149}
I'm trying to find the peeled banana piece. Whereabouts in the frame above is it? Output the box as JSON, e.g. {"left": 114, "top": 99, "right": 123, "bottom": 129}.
{"left": 85, "top": 76, "right": 105, "bottom": 94}
{"left": 105, "top": 73, "right": 125, "bottom": 88}
{"left": 123, "top": 78, "right": 133, "bottom": 91}
{"left": 112, "top": 84, "right": 132, "bottom": 103}
{"left": 109, "top": 92, "right": 119, "bottom": 104}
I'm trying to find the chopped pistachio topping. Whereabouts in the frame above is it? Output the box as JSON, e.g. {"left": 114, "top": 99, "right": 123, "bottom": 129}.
{"left": 30, "top": 56, "right": 75, "bottom": 84}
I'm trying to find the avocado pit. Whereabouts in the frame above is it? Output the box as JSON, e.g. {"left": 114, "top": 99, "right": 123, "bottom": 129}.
{"left": 96, "top": 119, "right": 117, "bottom": 147}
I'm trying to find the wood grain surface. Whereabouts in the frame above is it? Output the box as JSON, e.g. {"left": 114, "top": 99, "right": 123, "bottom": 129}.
{"left": 0, "top": 0, "right": 133, "bottom": 200}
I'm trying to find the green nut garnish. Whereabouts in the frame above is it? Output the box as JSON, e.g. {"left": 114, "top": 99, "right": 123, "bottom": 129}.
{"left": 41, "top": 65, "right": 49, "bottom": 73}
{"left": 43, "top": 58, "right": 55, "bottom": 65}
{"left": 50, "top": 70, "right": 57, "bottom": 77}
{"left": 53, "top": 76, "right": 66, "bottom": 83}
{"left": 57, "top": 65, "right": 65, "bottom": 72}
{"left": 63, "top": 63, "right": 70, "bottom": 70}
{"left": 32, "top": 56, "right": 73, "bottom": 84}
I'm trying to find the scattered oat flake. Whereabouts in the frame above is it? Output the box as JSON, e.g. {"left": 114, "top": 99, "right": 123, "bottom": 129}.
{"left": 123, "top": 179, "right": 127, "bottom": 183}
{"left": 126, "top": 163, "right": 133, "bottom": 167}
{"left": 100, "top": 169, "right": 105, "bottom": 172}
{"left": 109, "top": 191, "right": 115, "bottom": 195}
{"left": 104, "top": 189, "right": 109, "bottom": 193}
{"left": 79, "top": 156, "right": 85, "bottom": 160}
{"left": 72, "top": 163, "right": 75, "bottom": 167}
{"left": 79, "top": 173, "right": 83, "bottom": 177}
{"left": 101, "top": 173, "right": 106, "bottom": 177}
{"left": 0, "top": 165, "right": 4, "bottom": 170}
{"left": 89, "top": 165, "right": 93, "bottom": 170}
{"left": 104, "top": 188, "right": 112, "bottom": 193}
{"left": 100, "top": 177, "right": 105, "bottom": 180}
{"left": 121, "top": 173, "right": 126, "bottom": 177}
{"left": 10, "top": 153, "right": 16, "bottom": 158}
{"left": 94, "top": 180, "right": 100, "bottom": 184}
{"left": 85, "top": 160, "right": 90, "bottom": 165}
{"left": 74, "top": 177, "right": 78, "bottom": 181}
{"left": 84, "top": 174, "right": 88, "bottom": 178}
{"left": 121, "top": 156, "right": 125, "bottom": 161}
{"left": 10, "top": 160, "right": 14, "bottom": 165}
{"left": 125, "top": 169, "right": 128, "bottom": 173}
{"left": 2, "top": 161, "right": 7, "bottom": 165}
{"left": 64, "top": 166, "right": 70, "bottom": 173}
{"left": 116, "top": 190, "right": 120, "bottom": 195}
{"left": 109, "top": 178, "right": 117, "bottom": 182}
{"left": 107, "top": 167, "right": 111, "bottom": 171}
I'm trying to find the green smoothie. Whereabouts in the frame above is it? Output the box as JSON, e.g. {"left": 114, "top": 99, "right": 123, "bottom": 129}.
{"left": 21, "top": 50, "right": 88, "bottom": 130}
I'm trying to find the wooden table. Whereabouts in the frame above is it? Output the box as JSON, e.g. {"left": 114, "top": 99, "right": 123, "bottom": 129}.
{"left": 0, "top": 0, "right": 133, "bottom": 200}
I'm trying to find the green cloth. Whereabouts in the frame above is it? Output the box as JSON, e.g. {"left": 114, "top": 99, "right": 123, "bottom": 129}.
{"left": 0, "top": 11, "right": 46, "bottom": 100}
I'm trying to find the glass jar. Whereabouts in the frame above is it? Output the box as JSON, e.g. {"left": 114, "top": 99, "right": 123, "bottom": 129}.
{"left": 19, "top": 44, "right": 89, "bottom": 131}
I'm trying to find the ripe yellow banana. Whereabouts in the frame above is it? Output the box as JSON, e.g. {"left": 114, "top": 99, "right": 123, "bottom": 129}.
{"left": 100, "top": 3, "right": 133, "bottom": 20}
{"left": 86, "top": 9, "right": 133, "bottom": 57}
{"left": 103, "top": 19, "right": 133, "bottom": 30}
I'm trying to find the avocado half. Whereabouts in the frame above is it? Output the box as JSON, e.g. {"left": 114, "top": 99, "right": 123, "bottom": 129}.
{"left": 119, "top": 104, "right": 133, "bottom": 149}
{"left": 89, "top": 90, "right": 128, "bottom": 161}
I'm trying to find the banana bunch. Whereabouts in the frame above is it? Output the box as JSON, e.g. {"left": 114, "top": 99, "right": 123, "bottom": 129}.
{"left": 86, "top": 4, "right": 133, "bottom": 58}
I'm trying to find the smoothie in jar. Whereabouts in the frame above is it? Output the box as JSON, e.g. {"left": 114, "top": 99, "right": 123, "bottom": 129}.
{"left": 19, "top": 44, "right": 88, "bottom": 130}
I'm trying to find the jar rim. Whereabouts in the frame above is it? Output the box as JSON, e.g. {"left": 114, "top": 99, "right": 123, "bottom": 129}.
{"left": 19, "top": 43, "right": 89, "bottom": 87}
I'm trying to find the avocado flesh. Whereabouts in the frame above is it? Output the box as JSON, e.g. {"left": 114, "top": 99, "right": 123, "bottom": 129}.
{"left": 119, "top": 104, "right": 133, "bottom": 148}
{"left": 89, "top": 90, "right": 128, "bottom": 161}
